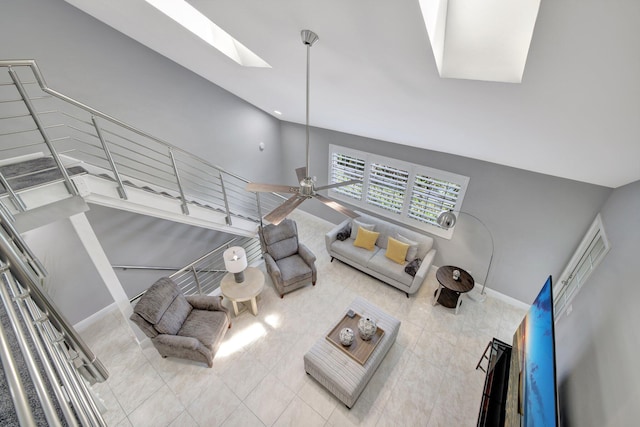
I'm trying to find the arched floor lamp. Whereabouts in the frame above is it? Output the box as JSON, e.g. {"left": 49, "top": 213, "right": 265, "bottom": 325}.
{"left": 436, "top": 210, "right": 494, "bottom": 302}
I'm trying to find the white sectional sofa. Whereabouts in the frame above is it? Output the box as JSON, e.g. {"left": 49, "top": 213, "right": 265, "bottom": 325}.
{"left": 325, "top": 212, "right": 436, "bottom": 297}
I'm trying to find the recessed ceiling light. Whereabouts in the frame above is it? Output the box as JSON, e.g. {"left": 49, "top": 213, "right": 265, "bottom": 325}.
{"left": 273, "top": 110, "right": 282, "bottom": 115}
{"left": 145, "top": 0, "right": 270, "bottom": 68}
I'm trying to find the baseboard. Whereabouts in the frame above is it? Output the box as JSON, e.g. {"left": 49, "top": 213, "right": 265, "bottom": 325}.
{"left": 483, "top": 287, "right": 530, "bottom": 310}
{"left": 430, "top": 264, "right": 529, "bottom": 310}
{"left": 73, "top": 302, "right": 118, "bottom": 332}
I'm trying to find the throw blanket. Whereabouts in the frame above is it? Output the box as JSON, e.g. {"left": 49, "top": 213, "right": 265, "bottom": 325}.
{"left": 404, "top": 258, "right": 422, "bottom": 277}
{"left": 336, "top": 225, "right": 351, "bottom": 241}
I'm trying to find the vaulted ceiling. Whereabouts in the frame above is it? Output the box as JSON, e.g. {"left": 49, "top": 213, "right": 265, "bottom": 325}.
{"left": 66, "top": 0, "right": 639, "bottom": 188}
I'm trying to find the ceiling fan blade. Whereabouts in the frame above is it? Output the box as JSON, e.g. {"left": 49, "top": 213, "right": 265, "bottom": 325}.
{"left": 295, "top": 166, "right": 307, "bottom": 182}
{"left": 313, "top": 194, "right": 360, "bottom": 219}
{"left": 314, "top": 179, "right": 361, "bottom": 192}
{"left": 264, "top": 195, "right": 308, "bottom": 225}
{"left": 245, "top": 182, "right": 299, "bottom": 194}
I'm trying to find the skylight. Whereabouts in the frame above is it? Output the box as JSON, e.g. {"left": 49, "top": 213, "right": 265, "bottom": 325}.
{"left": 419, "top": 0, "right": 541, "bottom": 83}
{"left": 145, "top": 0, "right": 270, "bottom": 68}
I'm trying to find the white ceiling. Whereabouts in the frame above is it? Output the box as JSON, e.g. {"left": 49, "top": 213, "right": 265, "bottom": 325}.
{"left": 66, "top": 0, "right": 639, "bottom": 188}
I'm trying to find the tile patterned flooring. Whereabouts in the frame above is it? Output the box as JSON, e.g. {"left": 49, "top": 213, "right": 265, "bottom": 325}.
{"left": 78, "top": 211, "right": 527, "bottom": 427}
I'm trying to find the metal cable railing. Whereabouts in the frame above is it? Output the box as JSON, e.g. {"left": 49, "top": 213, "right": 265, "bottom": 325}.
{"left": 0, "top": 208, "right": 107, "bottom": 426}
{"left": 126, "top": 235, "right": 262, "bottom": 302}
{"left": 0, "top": 59, "right": 286, "bottom": 225}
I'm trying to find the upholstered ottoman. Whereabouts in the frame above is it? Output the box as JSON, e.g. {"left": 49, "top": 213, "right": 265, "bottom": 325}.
{"left": 303, "top": 297, "right": 401, "bottom": 408}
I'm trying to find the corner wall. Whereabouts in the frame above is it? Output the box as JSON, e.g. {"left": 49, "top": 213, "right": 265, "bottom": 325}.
{"left": 280, "top": 122, "right": 612, "bottom": 303}
{"left": 555, "top": 180, "right": 640, "bottom": 426}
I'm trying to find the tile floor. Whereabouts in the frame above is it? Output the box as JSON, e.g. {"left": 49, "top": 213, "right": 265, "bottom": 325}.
{"left": 78, "top": 211, "right": 528, "bottom": 427}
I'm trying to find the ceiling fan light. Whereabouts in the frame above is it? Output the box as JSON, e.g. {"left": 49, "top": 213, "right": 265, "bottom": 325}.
{"left": 300, "top": 178, "right": 314, "bottom": 196}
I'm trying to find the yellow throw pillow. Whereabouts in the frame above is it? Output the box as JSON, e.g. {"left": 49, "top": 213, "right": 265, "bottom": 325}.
{"left": 385, "top": 236, "right": 410, "bottom": 264}
{"left": 353, "top": 226, "right": 380, "bottom": 251}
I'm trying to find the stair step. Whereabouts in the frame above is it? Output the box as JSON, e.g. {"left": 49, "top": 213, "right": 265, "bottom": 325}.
{"left": 0, "top": 157, "right": 59, "bottom": 179}
{"left": 0, "top": 158, "right": 86, "bottom": 195}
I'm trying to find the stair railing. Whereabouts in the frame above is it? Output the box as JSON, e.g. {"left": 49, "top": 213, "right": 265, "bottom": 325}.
{"left": 0, "top": 208, "right": 107, "bottom": 425}
{"left": 127, "top": 235, "right": 263, "bottom": 302}
{"left": 0, "top": 59, "right": 285, "bottom": 225}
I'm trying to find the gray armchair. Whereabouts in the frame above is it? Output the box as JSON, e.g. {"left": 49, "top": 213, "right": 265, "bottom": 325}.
{"left": 130, "top": 277, "right": 230, "bottom": 367}
{"left": 259, "top": 219, "right": 317, "bottom": 298}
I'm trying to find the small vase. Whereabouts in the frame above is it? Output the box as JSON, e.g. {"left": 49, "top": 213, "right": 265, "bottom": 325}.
{"left": 358, "top": 317, "right": 377, "bottom": 341}
{"left": 453, "top": 269, "right": 461, "bottom": 281}
{"left": 339, "top": 327, "right": 355, "bottom": 346}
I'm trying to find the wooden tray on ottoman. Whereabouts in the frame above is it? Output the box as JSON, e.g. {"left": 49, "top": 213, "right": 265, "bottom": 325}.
{"left": 326, "top": 312, "right": 385, "bottom": 365}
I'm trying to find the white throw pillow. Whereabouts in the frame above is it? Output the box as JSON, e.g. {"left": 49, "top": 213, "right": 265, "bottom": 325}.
{"left": 350, "top": 219, "right": 375, "bottom": 240}
{"left": 396, "top": 234, "right": 419, "bottom": 261}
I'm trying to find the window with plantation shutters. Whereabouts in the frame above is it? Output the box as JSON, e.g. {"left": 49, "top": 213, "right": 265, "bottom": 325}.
{"left": 328, "top": 145, "right": 469, "bottom": 238}
{"left": 367, "top": 163, "right": 409, "bottom": 213}
{"left": 409, "top": 175, "right": 461, "bottom": 226}
{"left": 330, "top": 152, "right": 365, "bottom": 200}
{"left": 554, "top": 214, "right": 610, "bottom": 319}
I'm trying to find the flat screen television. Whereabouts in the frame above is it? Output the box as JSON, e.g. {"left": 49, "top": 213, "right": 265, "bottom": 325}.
{"left": 505, "top": 276, "right": 559, "bottom": 427}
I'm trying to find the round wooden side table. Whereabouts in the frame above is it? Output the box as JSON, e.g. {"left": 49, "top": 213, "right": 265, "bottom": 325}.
{"left": 433, "top": 265, "right": 474, "bottom": 314}
{"left": 220, "top": 267, "right": 265, "bottom": 316}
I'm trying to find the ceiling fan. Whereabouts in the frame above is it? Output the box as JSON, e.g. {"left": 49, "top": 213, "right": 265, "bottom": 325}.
{"left": 246, "top": 30, "right": 361, "bottom": 225}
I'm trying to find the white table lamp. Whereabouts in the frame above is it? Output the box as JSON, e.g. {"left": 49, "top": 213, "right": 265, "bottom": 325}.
{"left": 223, "top": 246, "right": 248, "bottom": 283}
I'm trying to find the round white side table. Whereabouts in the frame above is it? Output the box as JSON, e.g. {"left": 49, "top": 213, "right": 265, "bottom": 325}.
{"left": 220, "top": 267, "right": 265, "bottom": 316}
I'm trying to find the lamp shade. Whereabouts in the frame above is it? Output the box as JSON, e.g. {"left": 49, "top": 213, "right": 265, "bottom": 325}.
{"left": 436, "top": 210, "right": 457, "bottom": 229}
{"left": 223, "top": 247, "right": 247, "bottom": 273}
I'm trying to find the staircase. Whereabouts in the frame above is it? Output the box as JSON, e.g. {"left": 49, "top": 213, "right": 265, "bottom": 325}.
{"left": 0, "top": 59, "right": 284, "bottom": 235}
{"left": 0, "top": 59, "right": 282, "bottom": 425}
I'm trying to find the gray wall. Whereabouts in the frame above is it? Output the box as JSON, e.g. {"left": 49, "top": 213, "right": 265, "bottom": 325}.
{"left": 22, "top": 218, "right": 114, "bottom": 324}
{"left": 555, "top": 180, "right": 640, "bottom": 426}
{"left": 84, "top": 204, "right": 237, "bottom": 300}
{"left": 280, "top": 122, "right": 612, "bottom": 303}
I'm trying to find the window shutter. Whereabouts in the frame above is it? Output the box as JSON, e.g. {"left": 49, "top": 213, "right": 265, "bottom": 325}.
{"left": 554, "top": 226, "right": 609, "bottom": 317}
{"left": 408, "top": 175, "right": 461, "bottom": 226}
{"left": 366, "top": 163, "right": 409, "bottom": 214}
{"left": 330, "top": 152, "right": 365, "bottom": 200}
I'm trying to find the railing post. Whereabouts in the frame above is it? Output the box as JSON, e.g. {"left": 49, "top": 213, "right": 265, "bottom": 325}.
{"left": 168, "top": 148, "right": 189, "bottom": 215}
{"left": 0, "top": 171, "right": 27, "bottom": 212}
{"left": 7, "top": 66, "right": 77, "bottom": 196}
{"left": 91, "top": 116, "right": 128, "bottom": 200}
{"left": 191, "top": 266, "right": 203, "bottom": 295}
{"left": 219, "top": 172, "right": 232, "bottom": 226}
